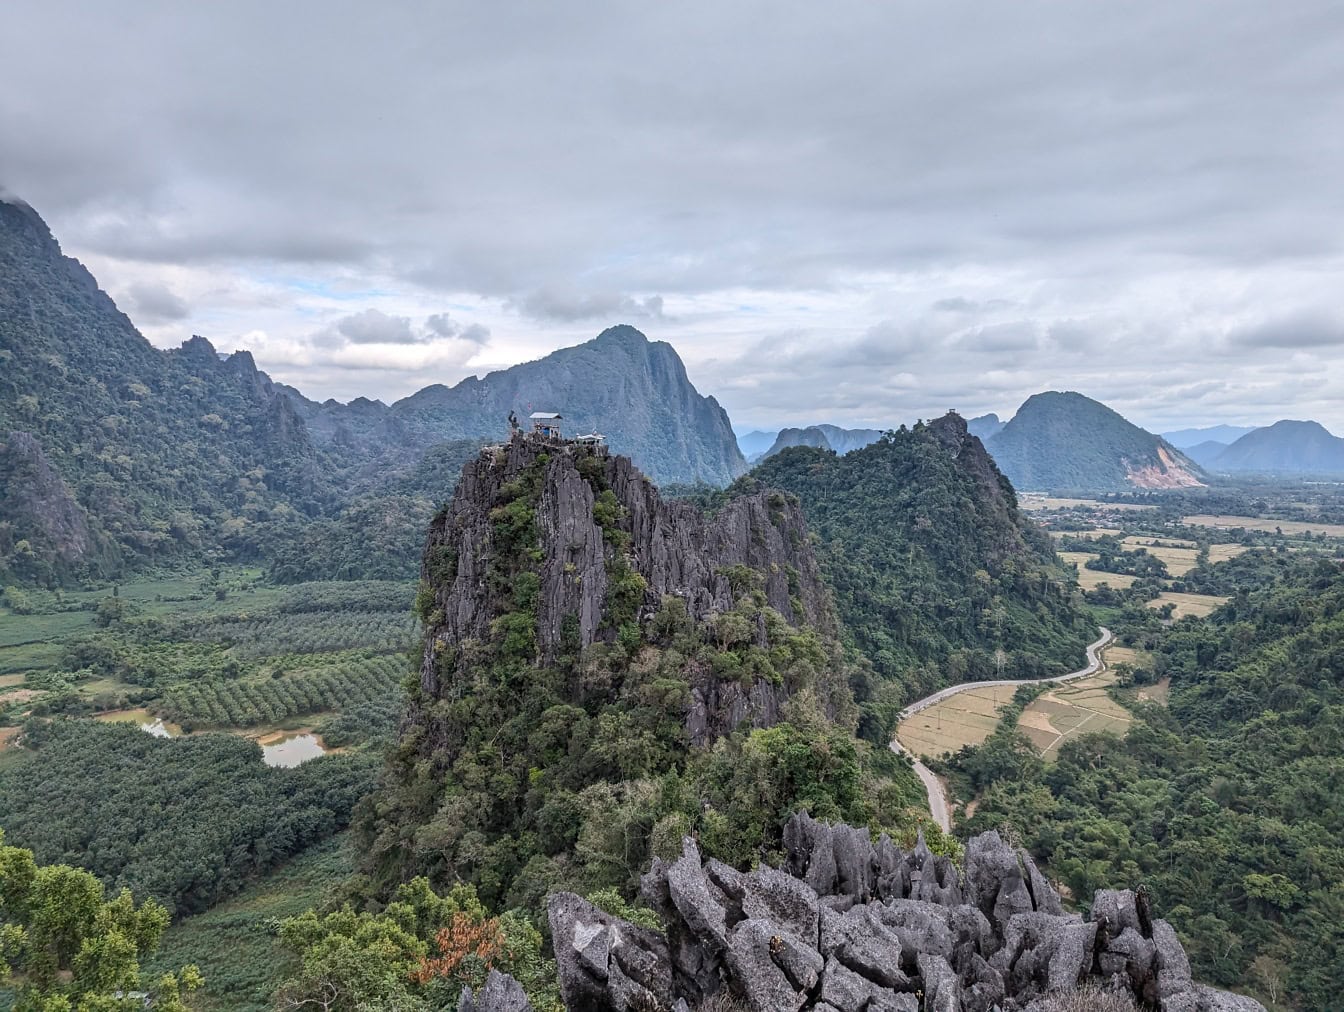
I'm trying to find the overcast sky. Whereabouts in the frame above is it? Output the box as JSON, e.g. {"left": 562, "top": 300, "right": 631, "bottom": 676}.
{"left": 3, "top": 1, "right": 1343, "bottom": 433}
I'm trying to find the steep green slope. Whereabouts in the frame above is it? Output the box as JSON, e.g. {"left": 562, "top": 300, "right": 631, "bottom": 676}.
{"left": 0, "top": 198, "right": 331, "bottom": 584}
{"left": 1215, "top": 419, "right": 1344, "bottom": 473}
{"left": 987, "top": 391, "right": 1204, "bottom": 492}
{"left": 749, "top": 413, "right": 1092, "bottom": 721}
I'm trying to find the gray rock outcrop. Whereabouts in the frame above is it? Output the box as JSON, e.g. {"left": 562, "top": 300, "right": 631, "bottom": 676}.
{"left": 536, "top": 815, "right": 1267, "bottom": 1012}
{"left": 416, "top": 433, "right": 839, "bottom": 742}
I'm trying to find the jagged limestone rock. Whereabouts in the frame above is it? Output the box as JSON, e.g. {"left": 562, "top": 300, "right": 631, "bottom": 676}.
{"left": 457, "top": 969, "right": 534, "bottom": 1012}
{"left": 546, "top": 892, "right": 673, "bottom": 1011}
{"left": 540, "top": 816, "right": 1266, "bottom": 1012}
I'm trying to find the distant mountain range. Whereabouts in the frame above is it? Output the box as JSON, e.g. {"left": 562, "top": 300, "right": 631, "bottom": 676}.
{"left": 967, "top": 412, "right": 1004, "bottom": 440}
{"left": 985, "top": 391, "right": 1205, "bottom": 492}
{"left": 759, "top": 424, "right": 885, "bottom": 460}
{"left": 734, "top": 429, "right": 779, "bottom": 460}
{"left": 739, "top": 414, "right": 1004, "bottom": 461}
{"left": 1160, "top": 424, "right": 1258, "bottom": 448}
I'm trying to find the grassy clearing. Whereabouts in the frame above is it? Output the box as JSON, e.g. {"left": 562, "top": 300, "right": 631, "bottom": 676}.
{"left": 1057, "top": 552, "right": 1137, "bottom": 590}
{"left": 1051, "top": 528, "right": 1123, "bottom": 540}
{"left": 1147, "top": 591, "right": 1228, "bottom": 619}
{"left": 146, "top": 834, "right": 355, "bottom": 1012}
{"left": 897, "top": 685, "right": 1017, "bottom": 760}
{"left": 1134, "top": 676, "right": 1171, "bottom": 705}
{"left": 0, "top": 609, "right": 95, "bottom": 647}
{"left": 1183, "top": 514, "right": 1344, "bottom": 537}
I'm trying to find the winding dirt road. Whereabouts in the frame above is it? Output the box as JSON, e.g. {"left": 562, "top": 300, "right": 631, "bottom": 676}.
{"left": 889, "top": 627, "right": 1114, "bottom": 832}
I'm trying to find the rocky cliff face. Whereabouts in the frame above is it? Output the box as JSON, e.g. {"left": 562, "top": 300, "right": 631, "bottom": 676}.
{"left": 469, "top": 814, "right": 1265, "bottom": 1012}
{"left": 416, "top": 432, "right": 834, "bottom": 742}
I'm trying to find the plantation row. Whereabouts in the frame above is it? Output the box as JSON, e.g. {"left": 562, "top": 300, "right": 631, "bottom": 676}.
{"left": 180, "top": 609, "right": 418, "bottom": 658}
{"left": 161, "top": 654, "right": 405, "bottom": 727}
{"left": 269, "top": 580, "right": 414, "bottom": 615}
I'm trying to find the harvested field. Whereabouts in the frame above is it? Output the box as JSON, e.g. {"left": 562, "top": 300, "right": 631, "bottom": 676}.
{"left": 1207, "top": 544, "right": 1249, "bottom": 564}
{"left": 1147, "top": 591, "right": 1228, "bottom": 619}
{"left": 1051, "top": 528, "right": 1123, "bottom": 540}
{"left": 1058, "top": 552, "right": 1137, "bottom": 590}
{"left": 1019, "top": 663, "right": 1133, "bottom": 760}
{"left": 1021, "top": 496, "right": 1156, "bottom": 511}
{"left": 896, "top": 685, "right": 1017, "bottom": 761}
{"left": 1183, "top": 514, "right": 1344, "bottom": 538}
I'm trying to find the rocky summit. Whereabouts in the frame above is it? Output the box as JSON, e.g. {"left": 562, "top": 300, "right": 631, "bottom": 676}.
{"left": 467, "top": 814, "right": 1264, "bottom": 1012}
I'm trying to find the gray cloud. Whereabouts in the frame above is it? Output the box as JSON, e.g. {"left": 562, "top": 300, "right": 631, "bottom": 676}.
{"left": 3, "top": 1, "right": 1344, "bottom": 429}
{"left": 337, "top": 309, "right": 415, "bottom": 345}
{"left": 515, "top": 289, "right": 665, "bottom": 323}
{"left": 426, "top": 312, "right": 491, "bottom": 344}
{"left": 1226, "top": 311, "right": 1344, "bottom": 350}
{"left": 124, "top": 281, "right": 189, "bottom": 323}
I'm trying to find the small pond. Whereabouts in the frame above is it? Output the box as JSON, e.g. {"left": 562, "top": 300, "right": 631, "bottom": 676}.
{"left": 259, "top": 732, "right": 328, "bottom": 768}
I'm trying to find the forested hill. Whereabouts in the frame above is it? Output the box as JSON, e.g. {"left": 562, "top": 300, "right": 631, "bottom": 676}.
{"left": 0, "top": 198, "right": 330, "bottom": 585}
{"left": 284, "top": 324, "right": 748, "bottom": 487}
{"left": 987, "top": 390, "right": 1205, "bottom": 491}
{"left": 359, "top": 432, "right": 935, "bottom": 907}
{"left": 748, "top": 412, "right": 1092, "bottom": 717}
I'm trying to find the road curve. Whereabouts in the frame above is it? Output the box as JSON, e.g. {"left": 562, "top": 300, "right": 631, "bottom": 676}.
{"left": 889, "top": 627, "right": 1113, "bottom": 833}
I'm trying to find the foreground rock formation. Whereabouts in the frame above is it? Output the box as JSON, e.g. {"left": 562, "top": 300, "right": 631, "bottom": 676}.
{"left": 474, "top": 814, "right": 1265, "bottom": 1011}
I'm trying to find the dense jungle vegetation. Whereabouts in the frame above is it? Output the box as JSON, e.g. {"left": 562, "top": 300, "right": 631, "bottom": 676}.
{"left": 948, "top": 555, "right": 1344, "bottom": 1009}
{"left": 0, "top": 720, "right": 374, "bottom": 917}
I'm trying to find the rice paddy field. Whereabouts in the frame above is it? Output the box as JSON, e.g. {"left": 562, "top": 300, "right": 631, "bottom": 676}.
{"left": 1147, "top": 591, "right": 1229, "bottom": 619}
{"left": 1050, "top": 528, "right": 1124, "bottom": 540}
{"left": 1138, "top": 544, "right": 1201, "bottom": 576}
{"left": 1018, "top": 664, "right": 1134, "bottom": 760}
{"left": 896, "top": 643, "right": 1146, "bottom": 763}
{"left": 1020, "top": 495, "right": 1157, "bottom": 511}
{"left": 1183, "top": 514, "right": 1344, "bottom": 538}
{"left": 1207, "top": 544, "right": 1250, "bottom": 563}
